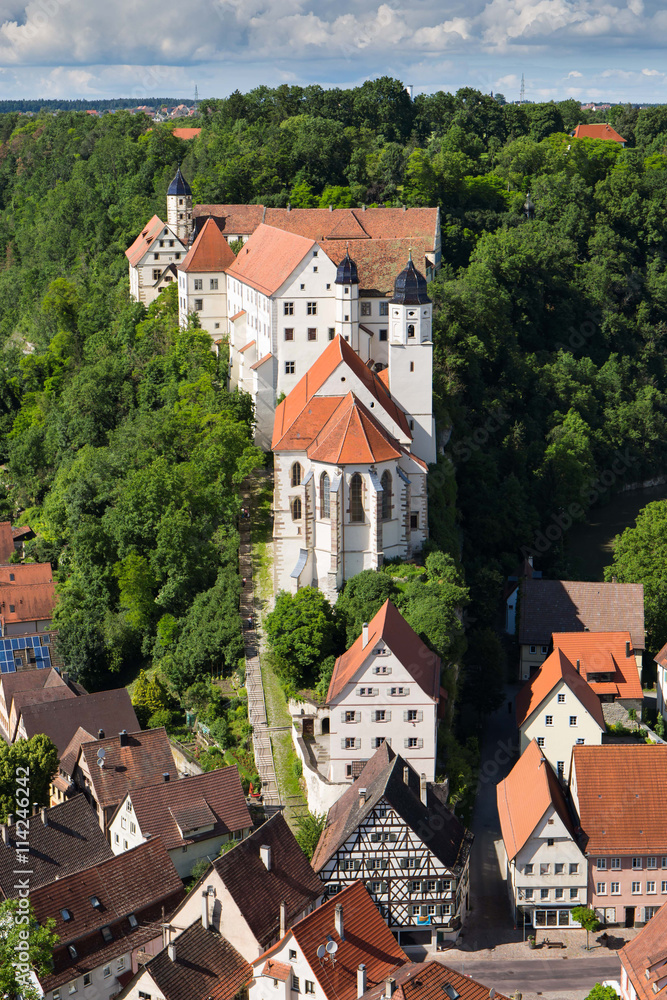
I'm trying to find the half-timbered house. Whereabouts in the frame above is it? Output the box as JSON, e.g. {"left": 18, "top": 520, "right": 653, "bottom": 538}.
{"left": 311, "top": 743, "right": 473, "bottom": 953}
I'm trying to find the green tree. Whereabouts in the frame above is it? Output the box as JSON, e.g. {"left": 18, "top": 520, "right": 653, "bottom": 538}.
{"left": 571, "top": 905, "right": 600, "bottom": 950}
{"left": 335, "top": 571, "right": 397, "bottom": 647}
{"left": 0, "top": 899, "right": 59, "bottom": 1000}
{"left": 584, "top": 986, "right": 621, "bottom": 1000}
{"left": 294, "top": 812, "right": 326, "bottom": 861}
{"left": 265, "top": 588, "right": 339, "bottom": 689}
{"left": 0, "top": 735, "right": 59, "bottom": 823}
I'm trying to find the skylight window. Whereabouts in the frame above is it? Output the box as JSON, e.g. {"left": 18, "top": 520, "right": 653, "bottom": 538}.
{"left": 101, "top": 926, "right": 113, "bottom": 943}
{"left": 90, "top": 896, "right": 102, "bottom": 910}
{"left": 128, "top": 914, "right": 138, "bottom": 929}
{"left": 60, "top": 909, "right": 72, "bottom": 922}
{"left": 68, "top": 945, "right": 78, "bottom": 959}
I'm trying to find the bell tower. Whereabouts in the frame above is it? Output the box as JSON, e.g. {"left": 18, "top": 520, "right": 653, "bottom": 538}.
{"left": 334, "top": 249, "right": 360, "bottom": 351}
{"left": 387, "top": 253, "right": 435, "bottom": 464}
{"left": 166, "top": 166, "right": 193, "bottom": 243}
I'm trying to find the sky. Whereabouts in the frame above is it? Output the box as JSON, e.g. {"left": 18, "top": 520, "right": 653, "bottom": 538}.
{"left": 1, "top": 0, "right": 667, "bottom": 103}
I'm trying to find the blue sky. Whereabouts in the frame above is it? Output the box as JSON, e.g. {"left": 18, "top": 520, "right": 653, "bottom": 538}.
{"left": 0, "top": 0, "right": 667, "bottom": 102}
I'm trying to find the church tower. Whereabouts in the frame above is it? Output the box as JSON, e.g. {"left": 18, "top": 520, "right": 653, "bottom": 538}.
{"left": 387, "top": 254, "right": 435, "bottom": 464}
{"left": 334, "top": 250, "right": 360, "bottom": 351}
{"left": 166, "top": 167, "right": 193, "bottom": 243}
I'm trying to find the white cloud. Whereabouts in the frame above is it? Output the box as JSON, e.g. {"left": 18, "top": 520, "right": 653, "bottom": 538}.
{"left": 567, "top": 70, "right": 583, "bottom": 77}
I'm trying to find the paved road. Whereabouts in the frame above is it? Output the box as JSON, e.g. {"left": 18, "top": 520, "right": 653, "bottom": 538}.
{"left": 443, "top": 955, "right": 621, "bottom": 997}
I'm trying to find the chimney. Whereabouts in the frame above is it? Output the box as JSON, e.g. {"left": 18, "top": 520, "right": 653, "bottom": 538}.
{"left": 280, "top": 900, "right": 287, "bottom": 938}
{"left": 576, "top": 659, "right": 580, "bottom": 673}
{"left": 402, "top": 205, "right": 407, "bottom": 212}
{"left": 41, "top": 807, "right": 48, "bottom": 826}
{"left": 97, "top": 729, "right": 105, "bottom": 740}
{"left": 168, "top": 942, "right": 176, "bottom": 962}
{"left": 625, "top": 640, "right": 631, "bottom": 658}
{"left": 202, "top": 891, "right": 209, "bottom": 931}
{"left": 260, "top": 844, "right": 271, "bottom": 870}
{"left": 119, "top": 730, "right": 129, "bottom": 747}
{"left": 362, "top": 623, "right": 369, "bottom": 647}
{"left": 1, "top": 826, "right": 8, "bottom": 845}
{"left": 334, "top": 902, "right": 344, "bottom": 940}
{"left": 386, "top": 978, "right": 396, "bottom": 998}
{"left": 362, "top": 204, "right": 366, "bottom": 211}
{"left": 357, "top": 965, "right": 367, "bottom": 998}
{"left": 7, "top": 814, "right": 14, "bottom": 827}
{"left": 32, "top": 802, "right": 39, "bottom": 815}
{"left": 329, "top": 204, "right": 333, "bottom": 211}
{"left": 359, "top": 788, "right": 367, "bottom": 804}
{"left": 163, "top": 772, "right": 170, "bottom": 782}
{"left": 403, "top": 767, "right": 409, "bottom": 785}
{"left": 420, "top": 773, "right": 427, "bottom": 806}
{"left": 287, "top": 203, "right": 291, "bottom": 212}
{"left": 527, "top": 556, "right": 533, "bottom": 568}
{"left": 62, "top": 672, "right": 69, "bottom": 684}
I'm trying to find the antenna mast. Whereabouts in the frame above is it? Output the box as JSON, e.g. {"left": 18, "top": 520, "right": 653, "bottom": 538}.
{"left": 194, "top": 84, "right": 199, "bottom": 114}
{"left": 519, "top": 74, "right": 525, "bottom": 105}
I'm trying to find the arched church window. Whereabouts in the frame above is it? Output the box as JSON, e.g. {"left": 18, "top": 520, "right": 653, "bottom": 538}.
{"left": 407, "top": 324, "right": 415, "bottom": 338}
{"left": 350, "top": 474, "right": 364, "bottom": 523}
{"left": 320, "top": 473, "right": 330, "bottom": 519}
{"left": 291, "top": 463, "right": 302, "bottom": 487}
{"left": 381, "top": 472, "right": 392, "bottom": 521}
{"left": 292, "top": 498, "right": 302, "bottom": 521}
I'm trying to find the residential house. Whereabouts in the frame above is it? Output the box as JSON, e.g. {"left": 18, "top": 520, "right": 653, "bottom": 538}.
{"left": 0, "top": 795, "right": 112, "bottom": 898}
{"left": 0, "top": 521, "right": 16, "bottom": 562}
{"left": 572, "top": 123, "right": 627, "bottom": 144}
{"left": 570, "top": 744, "right": 667, "bottom": 926}
{"left": 177, "top": 216, "right": 235, "bottom": 337}
{"left": 619, "top": 900, "right": 667, "bottom": 1000}
{"left": 248, "top": 881, "right": 407, "bottom": 1000}
{"left": 654, "top": 641, "right": 667, "bottom": 723}
{"left": 504, "top": 557, "right": 541, "bottom": 635}
{"left": 311, "top": 743, "right": 473, "bottom": 953}
{"left": 32, "top": 839, "right": 186, "bottom": 1000}
{"left": 0, "top": 667, "right": 75, "bottom": 743}
{"left": 552, "top": 631, "right": 643, "bottom": 722}
{"left": 108, "top": 765, "right": 252, "bottom": 877}
{"left": 497, "top": 739, "right": 588, "bottom": 930}
{"left": 116, "top": 917, "right": 252, "bottom": 1000}
{"left": 170, "top": 812, "right": 323, "bottom": 958}
{"left": 0, "top": 562, "right": 56, "bottom": 636}
{"left": 516, "top": 648, "right": 606, "bottom": 778}
{"left": 272, "top": 332, "right": 430, "bottom": 600}
{"left": 517, "top": 579, "right": 645, "bottom": 680}
{"left": 71, "top": 727, "right": 178, "bottom": 833}
{"left": 324, "top": 599, "right": 442, "bottom": 782}
{"left": 52, "top": 726, "right": 98, "bottom": 804}
{"left": 16, "top": 687, "right": 139, "bottom": 755}
{"left": 360, "top": 961, "right": 512, "bottom": 1000}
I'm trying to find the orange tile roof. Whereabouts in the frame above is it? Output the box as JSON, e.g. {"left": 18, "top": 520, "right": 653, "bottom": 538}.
{"left": 171, "top": 127, "right": 201, "bottom": 140}
{"left": 258, "top": 881, "right": 407, "bottom": 1000}
{"left": 307, "top": 393, "right": 403, "bottom": 465}
{"left": 322, "top": 238, "right": 433, "bottom": 296}
{"left": 230, "top": 310, "right": 246, "bottom": 321}
{"left": 272, "top": 335, "right": 410, "bottom": 450}
{"left": 620, "top": 902, "right": 667, "bottom": 1000}
{"left": 573, "top": 123, "right": 626, "bottom": 143}
{"left": 656, "top": 641, "right": 667, "bottom": 670}
{"left": 0, "top": 563, "right": 56, "bottom": 624}
{"left": 497, "top": 740, "right": 576, "bottom": 860}
{"left": 572, "top": 745, "right": 667, "bottom": 853}
{"left": 515, "top": 647, "right": 606, "bottom": 730}
{"left": 193, "top": 204, "right": 266, "bottom": 233}
{"left": 0, "top": 523, "right": 15, "bottom": 563}
{"left": 552, "top": 631, "right": 642, "bottom": 701}
{"left": 179, "top": 216, "right": 235, "bottom": 273}
{"left": 238, "top": 340, "right": 255, "bottom": 354}
{"left": 327, "top": 599, "right": 440, "bottom": 704}
{"left": 226, "top": 224, "right": 315, "bottom": 296}
{"left": 262, "top": 960, "right": 291, "bottom": 982}
{"left": 125, "top": 214, "right": 165, "bottom": 267}
{"left": 250, "top": 353, "right": 272, "bottom": 371}
{"left": 377, "top": 367, "right": 390, "bottom": 388}
{"left": 360, "top": 961, "right": 512, "bottom": 1000}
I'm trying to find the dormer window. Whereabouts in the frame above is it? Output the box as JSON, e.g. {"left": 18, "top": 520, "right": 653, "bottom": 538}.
{"left": 128, "top": 913, "right": 138, "bottom": 928}
{"left": 61, "top": 908, "right": 72, "bottom": 922}
{"left": 90, "top": 896, "right": 102, "bottom": 909}
{"left": 101, "top": 926, "right": 113, "bottom": 943}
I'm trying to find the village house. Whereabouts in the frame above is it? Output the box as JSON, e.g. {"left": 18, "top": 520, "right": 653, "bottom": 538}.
{"left": 552, "top": 631, "right": 643, "bottom": 722}
{"left": 655, "top": 641, "right": 667, "bottom": 723}
{"left": 16, "top": 687, "right": 138, "bottom": 757}
{"left": 360, "top": 960, "right": 512, "bottom": 1000}
{"left": 311, "top": 743, "right": 473, "bottom": 953}
{"left": 572, "top": 123, "right": 627, "bottom": 145}
{"left": 169, "top": 812, "right": 323, "bottom": 958}
{"left": 32, "top": 839, "right": 185, "bottom": 1000}
{"left": 177, "top": 216, "right": 235, "bottom": 337}
{"left": 108, "top": 765, "right": 252, "bottom": 877}
{"left": 570, "top": 744, "right": 667, "bottom": 927}
{"left": 0, "top": 561, "right": 56, "bottom": 637}
{"left": 0, "top": 520, "right": 33, "bottom": 562}
{"left": 248, "top": 881, "right": 407, "bottom": 1000}
{"left": 516, "top": 648, "right": 606, "bottom": 778}
{"left": 323, "top": 599, "right": 443, "bottom": 782}
{"left": 618, "top": 899, "right": 667, "bottom": 1000}
{"left": 497, "top": 739, "right": 588, "bottom": 931}
{"left": 516, "top": 579, "right": 645, "bottom": 680}
{"left": 0, "top": 666, "right": 78, "bottom": 743}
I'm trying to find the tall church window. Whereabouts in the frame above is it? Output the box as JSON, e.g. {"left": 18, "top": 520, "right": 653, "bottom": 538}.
{"left": 381, "top": 472, "right": 392, "bottom": 521}
{"left": 320, "top": 473, "right": 330, "bottom": 519}
{"left": 350, "top": 474, "right": 364, "bottom": 522}
{"left": 292, "top": 498, "right": 302, "bottom": 521}
{"left": 291, "top": 463, "right": 302, "bottom": 487}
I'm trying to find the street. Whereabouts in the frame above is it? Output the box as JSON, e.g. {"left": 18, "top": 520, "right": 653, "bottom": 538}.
{"left": 443, "top": 955, "right": 622, "bottom": 998}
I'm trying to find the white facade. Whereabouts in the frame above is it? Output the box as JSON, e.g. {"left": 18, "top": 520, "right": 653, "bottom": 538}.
{"left": 658, "top": 661, "right": 667, "bottom": 722}
{"left": 177, "top": 268, "right": 228, "bottom": 338}
{"left": 249, "top": 932, "right": 322, "bottom": 1000}
{"left": 166, "top": 187, "right": 192, "bottom": 243}
{"left": 519, "top": 679, "right": 604, "bottom": 780}
{"left": 128, "top": 220, "right": 188, "bottom": 308}
{"left": 45, "top": 952, "right": 133, "bottom": 1000}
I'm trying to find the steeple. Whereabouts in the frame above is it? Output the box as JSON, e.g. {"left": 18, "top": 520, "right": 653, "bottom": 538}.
{"left": 335, "top": 248, "right": 359, "bottom": 286}
{"left": 334, "top": 248, "right": 360, "bottom": 349}
{"left": 390, "top": 255, "right": 430, "bottom": 306}
{"left": 166, "top": 166, "right": 193, "bottom": 242}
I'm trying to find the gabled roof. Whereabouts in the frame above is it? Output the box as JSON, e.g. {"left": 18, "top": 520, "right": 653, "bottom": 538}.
{"left": 272, "top": 335, "right": 410, "bottom": 450}
{"left": 193, "top": 204, "right": 266, "bottom": 233}
{"left": 60, "top": 726, "right": 96, "bottom": 778}
{"left": 515, "top": 647, "right": 606, "bottom": 730}
{"left": 210, "top": 812, "right": 322, "bottom": 948}
{"left": 573, "top": 123, "right": 626, "bottom": 143}
{"left": 656, "top": 640, "right": 667, "bottom": 670}
{"left": 226, "top": 224, "right": 316, "bottom": 296}
{"left": 125, "top": 214, "right": 167, "bottom": 267}
{"left": 0, "top": 562, "right": 56, "bottom": 624}
{"left": 8, "top": 682, "right": 77, "bottom": 738}
{"left": 141, "top": 920, "right": 252, "bottom": 1000}
{"left": 360, "top": 961, "right": 512, "bottom": 1000}
{"left": 0, "top": 794, "right": 113, "bottom": 899}
{"left": 19, "top": 688, "right": 139, "bottom": 755}
{"left": 312, "top": 744, "right": 471, "bottom": 875}
{"left": 79, "top": 727, "right": 177, "bottom": 809}
{"left": 497, "top": 739, "right": 577, "bottom": 861}
{"left": 518, "top": 579, "right": 645, "bottom": 649}
{"left": 258, "top": 881, "right": 407, "bottom": 1000}
{"left": 620, "top": 902, "right": 667, "bottom": 1000}
{"left": 307, "top": 393, "right": 403, "bottom": 465}
{"left": 179, "top": 216, "right": 236, "bottom": 273}
{"left": 117, "top": 765, "right": 251, "bottom": 850}
{"left": 552, "top": 631, "right": 642, "bottom": 701}
{"left": 0, "top": 522, "right": 15, "bottom": 562}
{"left": 327, "top": 599, "right": 440, "bottom": 704}
{"left": 0, "top": 666, "right": 67, "bottom": 703}
{"left": 172, "top": 127, "right": 201, "bottom": 140}
{"left": 572, "top": 745, "right": 667, "bottom": 853}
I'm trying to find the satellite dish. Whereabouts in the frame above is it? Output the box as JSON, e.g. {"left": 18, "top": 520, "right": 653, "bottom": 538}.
{"left": 326, "top": 940, "right": 338, "bottom": 955}
{"left": 317, "top": 945, "right": 326, "bottom": 959}
{"left": 97, "top": 748, "right": 106, "bottom": 759}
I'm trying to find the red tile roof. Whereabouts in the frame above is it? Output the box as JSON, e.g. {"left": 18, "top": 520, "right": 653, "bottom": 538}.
{"left": 360, "top": 961, "right": 512, "bottom": 1000}
{"left": 226, "top": 224, "right": 315, "bottom": 296}
{"left": 552, "top": 631, "right": 642, "bottom": 701}
{"left": 263, "top": 960, "right": 291, "bottom": 981}
{"left": 117, "top": 765, "right": 251, "bottom": 850}
{"left": 327, "top": 599, "right": 440, "bottom": 704}
{"left": 620, "top": 902, "right": 667, "bottom": 1000}
{"left": 193, "top": 204, "right": 266, "bottom": 234}
{"left": 80, "top": 727, "right": 177, "bottom": 810}
{"left": 1, "top": 666, "right": 66, "bottom": 703}
{"left": 307, "top": 393, "right": 403, "bottom": 465}
{"left": 19, "top": 688, "right": 139, "bottom": 755}
{"left": 0, "top": 562, "right": 56, "bottom": 624}
{"left": 515, "top": 647, "right": 606, "bottom": 730}
{"left": 125, "top": 214, "right": 166, "bottom": 267}
{"left": 172, "top": 127, "right": 201, "bottom": 140}
{"left": 9, "top": 683, "right": 77, "bottom": 737}
{"left": 143, "top": 920, "right": 252, "bottom": 1000}
{"left": 573, "top": 123, "right": 626, "bottom": 143}
{"left": 497, "top": 739, "right": 576, "bottom": 860}
{"left": 572, "top": 745, "right": 667, "bottom": 853}
{"left": 322, "top": 238, "right": 433, "bottom": 296}
{"left": 0, "top": 522, "right": 15, "bottom": 562}
{"left": 258, "top": 881, "right": 407, "bottom": 1000}
{"left": 179, "top": 216, "right": 236, "bottom": 273}
{"left": 250, "top": 353, "right": 273, "bottom": 370}
{"left": 519, "top": 579, "right": 645, "bottom": 649}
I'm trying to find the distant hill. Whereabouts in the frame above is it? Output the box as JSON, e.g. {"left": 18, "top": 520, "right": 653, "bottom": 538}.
{"left": 0, "top": 98, "right": 191, "bottom": 113}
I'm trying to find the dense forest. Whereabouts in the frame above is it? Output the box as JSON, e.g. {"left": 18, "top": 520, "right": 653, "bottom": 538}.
{"left": 0, "top": 77, "right": 666, "bottom": 712}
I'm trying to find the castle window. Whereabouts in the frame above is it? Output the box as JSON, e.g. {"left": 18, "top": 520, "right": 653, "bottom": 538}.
{"left": 381, "top": 472, "right": 392, "bottom": 520}
{"left": 194, "top": 299, "right": 203, "bottom": 311}
{"left": 308, "top": 328, "right": 317, "bottom": 341}
{"left": 320, "top": 473, "right": 330, "bottom": 519}
{"left": 194, "top": 279, "right": 203, "bottom": 290}
{"left": 410, "top": 513, "right": 418, "bottom": 530}
{"left": 153, "top": 269, "right": 161, "bottom": 281}
{"left": 284, "top": 302, "right": 294, "bottom": 315}
{"left": 410, "top": 362, "right": 414, "bottom": 372}
{"left": 361, "top": 302, "right": 371, "bottom": 317}
{"left": 285, "top": 361, "right": 295, "bottom": 374}
{"left": 210, "top": 279, "right": 218, "bottom": 290}
{"left": 307, "top": 302, "right": 317, "bottom": 315}
{"left": 292, "top": 498, "right": 302, "bottom": 521}
{"left": 291, "top": 463, "right": 302, "bottom": 487}
{"left": 349, "top": 473, "right": 364, "bottom": 522}
{"left": 379, "top": 329, "right": 387, "bottom": 341}
{"left": 328, "top": 328, "right": 335, "bottom": 340}
{"left": 407, "top": 324, "right": 415, "bottom": 338}
{"left": 284, "top": 329, "right": 294, "bottom": 341}
{"left": 380, "top": 302, "right": 389, "bottom": 316}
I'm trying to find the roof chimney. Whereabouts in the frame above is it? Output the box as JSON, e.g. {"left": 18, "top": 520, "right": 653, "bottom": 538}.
{"left": 97, "top": 729, "right": 105, "bottom": 740}
{"left": 62, "top": 672, "right": 69, "bottom": 684}
{"left": 163, "top": 772, "right": 170, "bottom": 782}
{"left": 260, "top": 844, "right": 271, "bottom": 870}
{"left": 403, "top": 767, "right": 409, "bottom": 785}
{"left": 287, "top": 203, "right": 291, "bottom": 212}
{"left": 168, "top": 942, "right": 176, "bottom": 962}
{"left": 386, "top": 978, "right": 396, "bottom": 998}
{"left": 362, "top": 623, "right": 369, "bottom": 647}
{"left": 32, "top": 802, "right": 39, "bottom": 816}
{"left": 329, "top": 204, "right": 333, "bottom": 211}
{"left": 359, "top": 787, "right": 367, "bottom": 804}
{"left": 202, "top": 890, "right": 209, "bottom": 931}
{"left": 420, "top": 773, "right": 427, "bottom": 806}
{"left": 335, "top": 902, "right": 344, "bottom": 940}
{"left": 280, "top": 900, "right": 287, "bottom": 938}
{"left": 625, "top": 640, "right": 631, "bottom": 658}
{"left": 7, "top": 814, "right": 14, "bottom": 827}
{"left": 41, "top": 807, "right": 48, "bottom": 826}
{"left": 357, "top": 965, "right": 367, "bottom": 998}
{"left": 1, "top": 826, "right": 8, "bottom": 845}
{"left": 576, "top": 660, "right": 580, "bottom": 673}
{"left": 119, "top": 730, "right": 129, "bottom": 747}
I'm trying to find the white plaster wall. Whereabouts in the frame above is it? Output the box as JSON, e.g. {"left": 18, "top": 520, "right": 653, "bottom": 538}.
{"left": 292, "top": 728, "right": 349, "bottom": 814}
{"left": 45, "top": 951, "right": 132, "bottom": 1000}
{"left": 510, "top": 805, "right": 588, "bottom": 919}
{"left": 520, "top": 680, "right": 604, "bottom": 777}
{"left": 658, "top": 664, "right": 667, "bottom": 721}
{"left": 170, "top": 871, "right": 262, "bottom": 959}
{"left": 250, "top": 935, "right": 327, "bottom": 1000}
